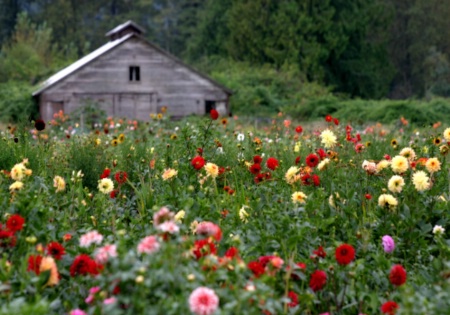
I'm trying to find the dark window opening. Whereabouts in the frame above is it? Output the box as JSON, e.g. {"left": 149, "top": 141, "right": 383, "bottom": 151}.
{"left": 129, "top": 66, "right": 140, "bottom": 81}
{"left": 205, "top": 100, "right": 216, "bottom": 114}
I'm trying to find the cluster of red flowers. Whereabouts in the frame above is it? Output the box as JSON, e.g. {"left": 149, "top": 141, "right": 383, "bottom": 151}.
{"left": 70, "top": 254, "right": 103, "bottom": 277}
{"left": 0, "top": 214, "right": 26, "bottom": 248}
{"left": 27, "top": 241, "right": 66, "bottom": 275}
{"left": 325, "top": 114, "right": 339, "bottom": 125}
{"left": 248, "top": 155, "right": 278, "bottom": 184}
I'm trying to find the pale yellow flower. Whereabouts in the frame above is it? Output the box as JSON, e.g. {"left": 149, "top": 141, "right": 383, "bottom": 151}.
{"left": 292, "top": 191, "right": 307, "bottom": 204}
{"left": 378, "top": 194, "right": 398, "bottom": 209}
{"left": 390, "top": 155, "right": 409, "bottom": 174}
{"left": 294, "top": 142, "right": 301, "bottom": 152}
{"left": 162, "top": 168, "right": 178, "bottom": 181}
{"left": 190, "top": 220, "right": 199, "bottom": 234}
{"left": 39, "top": 256, "right": 59, "bottom": 286}
{"left": 9, "top": 181, "right": 24, "bottom": 192}
{"left": 239, "top": 206, "right": 249, "bottom": 223}
{"left": 10, "top": 163, "right": 27, "bottom": 181}
{"left": 320, "top": 129, "right": 337, "bottom": 149}
{"left": 174, "top": 210, "right": 185, "bottom": 223}
{"left": 425, "top": 157, "right": 441, "bottom": 173}
{"left": 376, "top": 160, "right": 390, "bottom": 172}
{"left": 98, "top": 178, "right": 114, "bottom": 194}
{"left": 399, "top": 147, "right": 416, "bottom": 161}
{"left": 204, "top": 162, "right": 219, "bottom": 178}
{"left": 285, "top": 166, "right": 299, "bottom": 184}
{"left": 317, "top": 158, "right": 330, "bottom": 171}
{"left": 53, "top": 176, "right": 66, "bottom": 192}
{"left": 388, "top": 175, "right": 405, "bottom": 193}
{"left": 412, "top": 170, "right": 430, "bottom": 191}
{"left": 443, "top": 127, "right": 450, "bottom": 142}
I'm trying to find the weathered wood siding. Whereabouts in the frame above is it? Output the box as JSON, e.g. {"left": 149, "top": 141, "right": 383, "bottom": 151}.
{"left": 39, "top": 37, "right": 229, "bottom": 121}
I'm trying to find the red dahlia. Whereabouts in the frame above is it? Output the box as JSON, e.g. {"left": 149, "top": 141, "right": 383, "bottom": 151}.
{"left": 193, "top": 239, "right": 217, "bottom": 260}
{"left": 305, "top": 154, "right": 319, "bottom": 168}
{"left": 309, "top": 270, "right": 327, "bottom": 291}
{"left": 100, "top": 168, "right": 111, "bottom": 179}
{"left": 287, "top": 291, "right": 299, "bottom": 308}
{"left": 389, "top": 264, "right": 407, "bottom": 286}
{"left": 248, "top": 261, "right": 265, "bottom": 278}
{"left": 313, "top": 246, "right": 326, "bottom": 258}
{"left": 266, "top": 157, "right": 279, "bottom": 170}
{"left": 224, "top": 247, "right": 239, "bottom": 259}
{"left": 46, "top": 241, "right": 66, "bottom": 260}
{"left": 312, "top": 174, "right": 320, "bottom": 186}
{"left": 114, "top": 171, "right": 128, "bottom": 184}
{"left": 381, "top": 301, "right": 399, "bottom": 315}
{"left": 70, "top": 254, "right": 100, "bottom": 277}
{"left": 27, "top": 255, "right": 43, "bottom": 274}
{"left": 210, "top": 109, "right": 219, "bottom": 120}
{"left": 249, "top": 163, "right": 261, "bottom": 174}
{"left": 333, "top": 118, "right": 339, "bottom": 125}
{"left": 191, "top": 156, "right": 205, "bottom": 170}
{"left": 335, "top": 244, "right": 355, "bottom": 265}
{"left": 6, "top": 214, "right": 25, "bottom": 233}
{"left": 295, "top": 126, "right": 303, "bottom": 133}
{"left": 0, "top": 229, "right": 16, "bottom": 247}
{"left": 325, "top": 115, "right": 333, "bottom": 122}
{"left": 316, "top": 148, "right": 327, "bottom": 160}
{"left": 253, "top": 155, "right": 263, "bottom": 164}
{"left": 295, "top": 156, "right": 301, "bottom": 165}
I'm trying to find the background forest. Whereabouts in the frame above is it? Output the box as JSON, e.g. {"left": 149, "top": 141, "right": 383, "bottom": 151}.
{"left": 1, "top": 0, "right": 450, "bottom": 123}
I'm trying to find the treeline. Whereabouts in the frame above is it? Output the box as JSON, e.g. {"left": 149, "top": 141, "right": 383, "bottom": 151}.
{"left": 1, "top": 0, "right": 450, "bottom": 120}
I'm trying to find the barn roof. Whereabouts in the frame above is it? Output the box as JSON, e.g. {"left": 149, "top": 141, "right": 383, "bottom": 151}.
{"left": 105, "top": 20, "right": 145, "bottom": 37}
{"left": 32, "top": 26, "right": 232, "bottom": 96}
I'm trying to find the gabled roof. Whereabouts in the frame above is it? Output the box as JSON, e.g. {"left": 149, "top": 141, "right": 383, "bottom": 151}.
{"left": 33, "top": 27, "right": 232, "bottom": 96}
{"left": 105, "top": 20, "right": 145, "bottom": 37}
{"left": 32, "top": 34, "right": 133, "bottom": 96}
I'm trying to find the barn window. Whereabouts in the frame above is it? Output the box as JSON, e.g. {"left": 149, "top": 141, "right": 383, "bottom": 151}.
{"left": 205, "top": 100, "right": 216, "bottom": 114}
{"left": 129, "top": 66, "right": 140, "bottom": 81}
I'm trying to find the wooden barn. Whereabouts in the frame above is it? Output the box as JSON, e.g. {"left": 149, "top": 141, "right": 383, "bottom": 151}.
{"left": 32, "top": 21, "right": 232, "bottom": 122}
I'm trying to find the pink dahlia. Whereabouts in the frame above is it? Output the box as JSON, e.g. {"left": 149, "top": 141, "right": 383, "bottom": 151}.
{"left": 196, "top": 221, "right": 222, "bottom": 242}
{"left": 94, "top": 244, "right": 118, "bottom": 264}
{"left": 137, "top": 235, "right": 160, "bottom": 254}
{"left": 79, "top": 230, "right": 103, "bottom": 247}
{"left": 188, "top": 287, "right": 219, "bottom": 315}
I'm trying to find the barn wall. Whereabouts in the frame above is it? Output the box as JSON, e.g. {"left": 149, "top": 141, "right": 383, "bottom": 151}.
{"left": 40, "top": 37, "right": 229, "bottom": 121}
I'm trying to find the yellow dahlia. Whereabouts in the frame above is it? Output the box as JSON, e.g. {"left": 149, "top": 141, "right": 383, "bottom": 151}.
{"left": 285, "top": 166, "right": 299, "bottom": 184}
{"left": 399, "top": 147, "right": 416, "bottom": 161}
{"left": 292, "top": 191, "right": 307, "bottom": 204}
{"left": 443, "top": 127, "right": 450, "bottom": 142}
{"left": 390, "top": 156, "right": 409, "bottom": 174}
{"left": 53, "top": 176, "right": 66, "bottom": 192}
{"left": 378, "top": 194, "right": 398, "bottom": 209}
{"left": 320, "top": 129, "right": 337, "bottom": 149}
{"left": 425, "top": 157, "right": 441, "bottom": 173}
{"left": 204, "top": 162, "right": 219, "bottom": 178}
{"left": 98, "top": 178, "right": 114, "bottom": 194}
{"left": 412, "top": 171, "right": 430, "bottom": 191}
{"left": 162, "top": 168, "right": 178, "bottom": 181}
{"left": 388, "top": 175, "right": 405, "bottom": 193}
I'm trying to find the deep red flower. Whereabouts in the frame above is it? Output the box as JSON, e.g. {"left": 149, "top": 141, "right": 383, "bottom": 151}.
{"left": 333, "top": 118, "right": 339, "bottom": 125}
{"left": 313, "top": 246, "right": 326, "bottom": 258}
{"left": 248, "top": 261, "right": 265, "bottom": 278}
{"left": 70, "top": 254, "right": 99, "bottom": 277}
{"left": 100, "top": 168, "right": 111, "bottom": 179}
{"left": 365, "top": 193, "right": 372, "bottom": 200}
{"left": 196, "top": 147, "right": 203, "bottom": 155}
{"left": 287, "top": 291, "right": 298, "bottom": 308}
{"left": 114, "top": 171, "right": 128, "bottom": 184}
{"left": 325, "top": 115, "right": 333, "bottom": 122}
{"left": 290, "top": 262, "right": 307, "bottom": 280}
{"left": 258, "top": 255, "right": 275, "bottom": 267}
{"left": 295, "top": 156, "right": 301, "bottom": 165}
{"left": 301, "top": 174, "right": 312, "bottom": 186}
{"left": 34, "top": 119, "right": 46, "bottom": 131}
{"left": 305, "top": 154, "right": 319, "bottom": 168}
{"left": 191, "top": 156, "right": 205, "bottom": 170}
{"left": 27, "top": 255, "right": 43, "bottom": 274}
{"left": 193, "top": 239, "right": 217, "bottom": 260}
{"left": 224, "top": 247, "right": 239, "bottom": 259}
{"left": 316, "top": 148, "right": 327, "bottom": 160}
{"left": 381, "top": 301, "right": 399, "bottom": 315}
{"left": 249, "top": 163, "right": 261, "bottom": 174}
{"left": 295, "top": 126, "right": 303, "bottom": 133}
{"left": 110, "top": 189, "right": 119, "bottom": 198}
{"left": 266, "top": 157, "right": 279, "bottom": 170}
{"left": 335, "top": 244, "right": 355, "bottom": 265}
{"left": 46, "top": 241, "right": 66, "bottom": 260}
{"left": 253, "top": 155, "right": 263, "bottom": 164}
{"left": 309, "top": 270, "right": 327, "bottom": 291}
{"left": 254, "top": 173, "right": 265, "bottom": 184}
{"left": 210, "top": 109, "right": 219, "bottom": 120}
{"left": 389, "top": 265, "right": 407, "bottom": 286}
{"left": 312, "top": 174, "right": 320, "bottom": 186}
{"left": 0, "top": 229, "right": 16, "bottom": 247}
{"left": 219, "top": 166, "right": 226, "bottom": 175}
{"left": 384, "top": 154, "right": 391, "bottom": 161}
{"left": 6, "top": 214, "right": 25, "bottom": 233}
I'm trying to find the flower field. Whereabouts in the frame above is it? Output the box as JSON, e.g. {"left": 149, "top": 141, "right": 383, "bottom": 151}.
{"left": 1, "top": 111, "right": 450, "bottom": 315}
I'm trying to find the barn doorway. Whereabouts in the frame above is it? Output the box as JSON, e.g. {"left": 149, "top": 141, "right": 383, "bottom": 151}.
{"left": 205, "top": 100, "right": 216, "bottom": 115}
